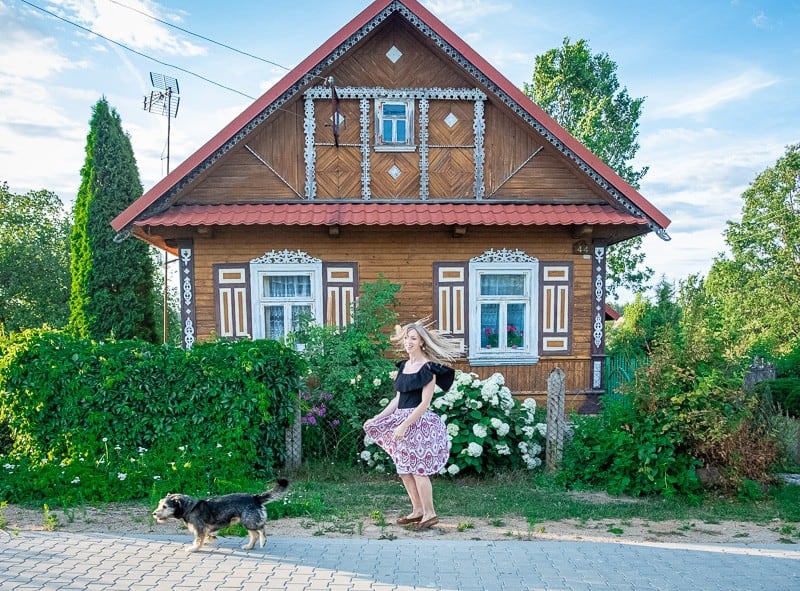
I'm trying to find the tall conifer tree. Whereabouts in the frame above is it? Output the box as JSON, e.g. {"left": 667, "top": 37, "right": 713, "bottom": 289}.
{"left": 69, "top": 98, "right": 157, "bottom": 342}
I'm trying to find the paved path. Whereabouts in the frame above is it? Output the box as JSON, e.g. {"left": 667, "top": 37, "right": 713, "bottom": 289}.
{"left": 1, "top": 531, "right": 799, "bottom": 590}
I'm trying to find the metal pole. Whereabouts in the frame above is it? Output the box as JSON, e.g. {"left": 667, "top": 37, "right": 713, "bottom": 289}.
{"left": 163, "top": 88, "right": 172, "bottom": 344}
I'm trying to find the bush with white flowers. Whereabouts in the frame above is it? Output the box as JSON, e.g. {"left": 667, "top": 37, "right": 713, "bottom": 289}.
{"left": 358, "top": 370, "right": 546, "bottom": 476}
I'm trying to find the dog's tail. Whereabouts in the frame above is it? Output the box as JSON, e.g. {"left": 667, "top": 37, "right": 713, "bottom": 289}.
{"left": 256, "top": 478, "right": 289, "bottom": 505}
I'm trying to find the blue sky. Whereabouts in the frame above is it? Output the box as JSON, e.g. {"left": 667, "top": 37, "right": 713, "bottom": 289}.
{"left": 2, "top": 0, "right": 798, "bottom": 301}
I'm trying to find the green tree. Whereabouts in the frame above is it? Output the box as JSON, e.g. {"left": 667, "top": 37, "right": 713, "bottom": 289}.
{"left": 525, "top": 37, "right": 652, "bottom": 297}
{"left": 705, "top": 143, "right": 800, "bottom": 357}
{"left": 0, "top": 182, "right": 71, "bottom": 332}
{"left": 69, "top": 98, "right": 158, "bottom": 342}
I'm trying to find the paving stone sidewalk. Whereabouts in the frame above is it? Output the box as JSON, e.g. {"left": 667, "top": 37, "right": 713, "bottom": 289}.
{"left": 1, "top": 531, "right": 799, "bottom": 591}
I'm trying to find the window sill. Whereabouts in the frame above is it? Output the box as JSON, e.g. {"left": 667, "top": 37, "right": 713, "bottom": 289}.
{"left": 374, "top": 145, "right": 417, "bottom": 153}
{"left": 468, "top": 352, "right": 539, "bottom": 366}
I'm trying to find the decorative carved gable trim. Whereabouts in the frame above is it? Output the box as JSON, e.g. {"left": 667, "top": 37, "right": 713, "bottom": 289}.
{"left": 250, "top": 249, "right": 322, "bottom": 265}
{"left": 470, "top": 248, "right": 537, "bottom": 264}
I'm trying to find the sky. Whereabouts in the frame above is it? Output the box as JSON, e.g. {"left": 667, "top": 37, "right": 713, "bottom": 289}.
{"left": 2, "top": 0, "right": 799, "bottom": 302}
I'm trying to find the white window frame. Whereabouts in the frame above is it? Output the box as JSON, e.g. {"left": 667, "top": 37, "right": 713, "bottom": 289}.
{"left": 468, "top": 261, "right": 539, "bottom": 365}
{"left": 375, "top": 98, "right": 415, "bottom": 151}
{"left": 249, "top": 262, "right": 323, "bottom": 341}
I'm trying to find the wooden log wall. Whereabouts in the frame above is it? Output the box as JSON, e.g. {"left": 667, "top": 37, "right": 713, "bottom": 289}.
{"left": 191, "top": 223, "right": 596, "bottom": 404}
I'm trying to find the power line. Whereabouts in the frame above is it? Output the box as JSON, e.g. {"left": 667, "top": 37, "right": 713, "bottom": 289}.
{"left": 107, "top": 0, "right": 292, "bottom": 72}
{"left": 19, "top": 0, "right": 257, "bottom": 100}
{"left": 106, "top": 0, "right": 330, "bottom": 87}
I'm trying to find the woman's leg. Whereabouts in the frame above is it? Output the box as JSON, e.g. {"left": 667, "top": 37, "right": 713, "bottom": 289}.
{"left": 398, "top": 473, "right": 423, "bottom": 517}
{"left": 412, "top": 475, "right": 436, "bottom": 519}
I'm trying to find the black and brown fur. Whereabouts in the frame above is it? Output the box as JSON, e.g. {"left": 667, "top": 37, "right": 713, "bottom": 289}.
{"left": 152, "top": 478, "right": 289, "bottom": 552}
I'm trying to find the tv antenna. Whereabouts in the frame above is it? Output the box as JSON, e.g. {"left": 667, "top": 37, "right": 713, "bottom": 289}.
{"left": 143, "top": 72, "right": 180, "bottom": 173}
{"left": 143, "top": 72, "right": 181, "bottom": 344}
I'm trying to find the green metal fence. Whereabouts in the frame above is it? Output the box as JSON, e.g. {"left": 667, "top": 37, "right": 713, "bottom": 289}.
{"left": 604, "top": 354, "right": 642, "bottom": 396}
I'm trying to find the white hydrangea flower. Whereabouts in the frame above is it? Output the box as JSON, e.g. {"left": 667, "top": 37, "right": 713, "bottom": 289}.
{"left": 522, "top": 425, "right": 536, "bottom": 438}
{"left": 364, "top": 434, "right": 376, "bottom": 446}
{"left": 535, "top": 423, "right": 547, "bottom": 437}
{"left": 496, "top": 443, "right": 512, "bottom": 455}
{"left": 466, "top": 442, "right": 483, "bottom": 457}
{"left": 472, "top": 424, "right": 488, "bottom": 438}
{"left": 490, "top": 417, "right": 502, "bottom": 429}
{"left": 373, "top": 378, "right": 381, "bottom": 387}
{"left": 447, "top": 423, "right": 460, "bottom": 437}
{"left": 525, "top": 456, "right": 542, "bottom": 469}
{"left": 497, "top": 422, "right": 510, "bottom": 437}
{"left": 360, "top": 450, "right": 371, "bottom": 461}
{"left": 521, "top": 397, "right": 536, "bottom": 410}
{"left": 447, "top": 464, "right": 461, "bottom": 475}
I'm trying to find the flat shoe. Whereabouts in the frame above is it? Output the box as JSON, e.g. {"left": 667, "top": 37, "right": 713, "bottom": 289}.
{"left": 413, "top": 516, "right": 439, "bottom": 530}
{"left": 396, "top": 515, "right": 423, "bottom": 525}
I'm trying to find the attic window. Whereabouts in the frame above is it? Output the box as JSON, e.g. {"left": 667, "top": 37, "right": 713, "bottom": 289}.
{"left": 375, "top": 98, "right": 415, "bottom": 152}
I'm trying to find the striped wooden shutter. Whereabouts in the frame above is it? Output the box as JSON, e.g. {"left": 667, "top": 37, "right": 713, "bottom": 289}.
{"left": 323, "top": 263, "right": 358, "bottom": 327}
{"left": 213, "top": 264, "right": 251, "bottom": 339}
{"left": 540, "top": 263, "right": 572, "bottom": 354}
{"left": 434, "top": 262, "right": 467, "bottom": 354}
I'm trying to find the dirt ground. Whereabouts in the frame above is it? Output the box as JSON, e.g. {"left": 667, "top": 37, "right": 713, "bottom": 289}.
{"left": 3, "top": 495, "right": 798, "bottom": 546}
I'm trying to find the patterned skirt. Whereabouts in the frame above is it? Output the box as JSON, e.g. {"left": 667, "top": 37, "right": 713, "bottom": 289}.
{"left": 364, "top": 408, "right": 450, "bottom": 475}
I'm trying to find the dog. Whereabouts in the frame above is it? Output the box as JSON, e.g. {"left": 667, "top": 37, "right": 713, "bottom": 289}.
{"left": 152, "top": 478, "right": 289, "bottom": 552}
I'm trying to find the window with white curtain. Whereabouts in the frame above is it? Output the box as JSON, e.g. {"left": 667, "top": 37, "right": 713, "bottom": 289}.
{"left": 250, "top": 264, "right": 322, "bottom": 341}
{"left": 469, "top": 261, "right": 539, "bottom": 365}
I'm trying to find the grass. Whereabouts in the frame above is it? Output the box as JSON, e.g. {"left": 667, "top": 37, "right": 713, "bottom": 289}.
{"left": 282, "top": 462, "right": 800, "bottom": 527}
{"left": 3, "top": 462, "right": 799, "bottom": 533}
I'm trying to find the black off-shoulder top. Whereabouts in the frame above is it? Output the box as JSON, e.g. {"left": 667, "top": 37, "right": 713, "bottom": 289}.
{"left": 394, "top": 361, "right": 456, "bottom": 409}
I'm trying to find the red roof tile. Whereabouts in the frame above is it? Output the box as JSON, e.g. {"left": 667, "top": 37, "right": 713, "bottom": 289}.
{"left": 135, "top": 203, "right": 647, "bottom": 228}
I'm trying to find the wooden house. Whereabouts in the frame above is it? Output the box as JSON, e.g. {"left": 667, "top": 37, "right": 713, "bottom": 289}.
{"left": 112, "top": 0, "right": 670, "bottom": 411}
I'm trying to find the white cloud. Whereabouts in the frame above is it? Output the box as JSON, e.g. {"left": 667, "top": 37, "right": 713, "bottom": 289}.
{"left": 0, "top": 26, "right": 82, "bottom": 78}
{"left": 751, "top": 11, "right": 772, "bottom": 29}
{"left": 649, "top": 68, "right": 779, "bottom": 119}
{"left": 52, "top": 0, "right": 206, "bottom": 56}
{"left": 422, "top": 0, "right": 512, "bottom": 25}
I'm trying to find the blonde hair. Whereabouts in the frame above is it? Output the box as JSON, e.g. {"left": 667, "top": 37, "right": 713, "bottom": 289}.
{"left": 391, "top": 317, "right": 462, "bottom": 364}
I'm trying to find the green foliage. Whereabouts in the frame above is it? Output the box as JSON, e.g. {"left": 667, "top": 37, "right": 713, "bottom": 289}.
{"left": 560, "top": 395, "right": 702, "bottom": 497}
{"left": 755, "top": 378, "right": 800, "bottom": 418}
{"left": 524, "top": 36, "right": 652, "bottom": 296}
{"left": 705, "top": 143, "right": 800, "bottom": 357}
{"left": 360, "top": 371, "right": 546, "bottom": 477}
{"left": 0, "top": 329, "right": 304, "bottom": 503}
{"left": 0, "top": 182, "right": 71, "bottom": 332}
{"left": 606, "top": 279, "right": 680, "bottom": 360}
{"left": 69, "top": 98, "right": 158, "bottom": 342}
{"left": 290, "top": 278, "right": 400, "bottom": 462}
{"left": 580, "top": 272, "right": 786, "bottom": 496}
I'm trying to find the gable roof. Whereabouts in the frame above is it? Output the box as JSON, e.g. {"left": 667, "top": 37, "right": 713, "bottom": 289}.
{"left": 111, "top": 0, "right": 670, "bottom": 239}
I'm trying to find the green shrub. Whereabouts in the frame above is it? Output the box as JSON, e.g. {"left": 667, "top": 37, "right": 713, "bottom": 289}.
{"left": 559, "top": 394, "right": 702, "bottom": 497}
{"left": 291, "top": 278, "right": 399, "bottom": 463}
{"left": 755, "top": 378, "right": 800, "bottom": 417}
{"left": 0, "top": 329, "right": 304, "bottom": 503}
